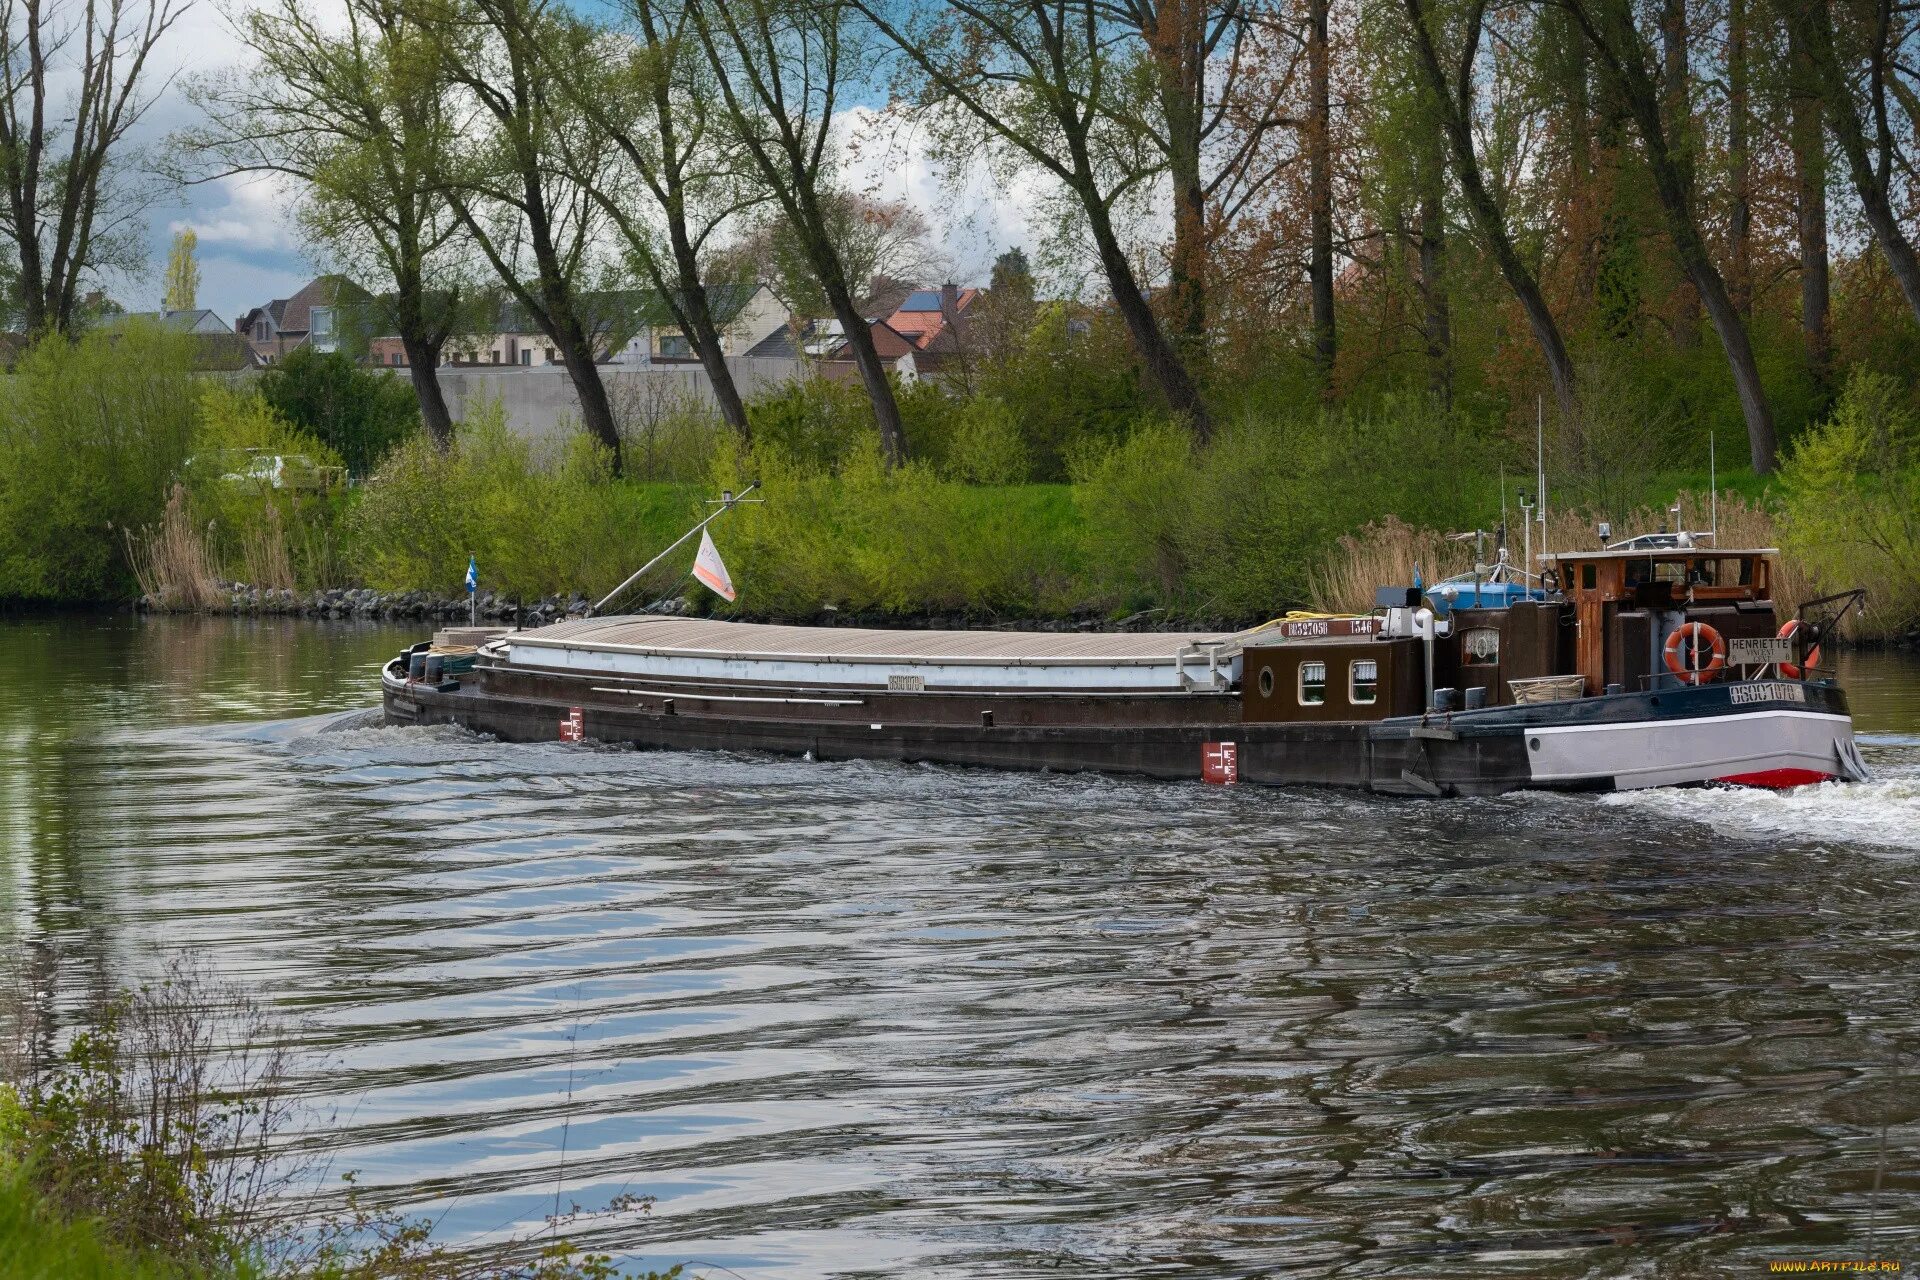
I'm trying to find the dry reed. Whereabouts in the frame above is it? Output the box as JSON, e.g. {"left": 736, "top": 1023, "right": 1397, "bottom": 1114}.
{"left": 239, "top": 499, "right": 295, "bottom": 591}
{"left": 1312, "top": 493, "right": 1827, "bottom": 621}
{"left": 124, "top": 484, "right": 223, "bottom": 611}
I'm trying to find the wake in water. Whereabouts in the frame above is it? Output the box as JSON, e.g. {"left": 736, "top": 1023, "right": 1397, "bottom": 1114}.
{"left": 1603, "top": 737, "right": 1920, "bottom": 853}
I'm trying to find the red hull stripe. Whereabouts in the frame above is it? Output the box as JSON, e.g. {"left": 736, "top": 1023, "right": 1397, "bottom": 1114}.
{"left": 1714, "top": 768, "right": 1836, "bottom": 790}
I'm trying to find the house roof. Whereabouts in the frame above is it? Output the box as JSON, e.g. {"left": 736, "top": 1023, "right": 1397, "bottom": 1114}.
{"left": 114, "top": 309, "right": 229, "bottom": 334}
{"left": 240, "top": 276, "right": 369, "bottom": 338}
{"left": 883, "top": 287, "right": 978, "bottom": 351}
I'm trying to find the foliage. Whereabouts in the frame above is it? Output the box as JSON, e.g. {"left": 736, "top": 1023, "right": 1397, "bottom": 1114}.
{"left": 708, "top": 434, "right": 1081, "bottom": 617}
{"left": 184, "top": 385, "right": 352, "bottom": 591}
{"left": 164, "top": 231, "right": 201, "bottom": 313}
{"left": 0, "top": 952, "right": 686, "bottom": 1280}
{"left": 258, "top": 348, "right": 421, "bottom": 478}
{"left": 1778, "top": 370, "right": 1920, "bottom": 633}
{"left": 972, "top": 306, "right": 1143, "bottom": 481}
{"left": 1072, "top": 399, "right": 1510, "bottom": 617}
{"left": 0, "top": 325, "right": 199, "bottom": 602}
{"left": 350, "top": 402, "right": 700, "bottom": 599}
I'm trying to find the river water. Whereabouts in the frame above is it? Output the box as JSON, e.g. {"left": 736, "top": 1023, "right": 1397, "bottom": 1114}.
{"left": 2, "top": 614, "right": 1917, "bottom": 1278}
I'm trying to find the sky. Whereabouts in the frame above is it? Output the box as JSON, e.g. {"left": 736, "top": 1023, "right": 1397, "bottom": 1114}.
{"left": 122, "top": 4, "right": 1052, "bottom": 329}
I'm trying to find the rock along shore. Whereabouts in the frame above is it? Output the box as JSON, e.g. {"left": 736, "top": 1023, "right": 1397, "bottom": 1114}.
{"left": 132, "top": 582, "right": 1220, "bottom": 633}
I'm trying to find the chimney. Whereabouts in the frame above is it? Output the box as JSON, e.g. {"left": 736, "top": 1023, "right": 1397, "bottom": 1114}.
{"left": 939, "top": 281, "right": 958, "bottom": 326}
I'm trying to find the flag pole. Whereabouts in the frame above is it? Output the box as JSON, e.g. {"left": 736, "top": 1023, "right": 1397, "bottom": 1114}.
{"left": 590, "top": 482, "right": 760, "bottom": 617}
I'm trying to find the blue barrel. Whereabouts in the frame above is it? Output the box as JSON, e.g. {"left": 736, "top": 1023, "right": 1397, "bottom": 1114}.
{"left": 408, "top": 651, "right": 427, "bottom": 681}
{"left": 423, "top": 653, "right": 444, "bottom": 684}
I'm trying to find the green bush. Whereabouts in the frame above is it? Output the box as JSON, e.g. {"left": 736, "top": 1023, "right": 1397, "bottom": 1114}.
{"left": 1071, "top": 399, "right": 1511, "bottom": 617}
{"left": 350, "top": 402, "right": 700, "bottom": 600}
{"left": 1777, "top": 369, "right": 1920, "bottom": 634}
{"left": 742, "top": 377, "right": 877, "bottom": 472}
{"left": 708, "top": 435, "right": 1080, "bottom": 616}
{"left": 258, "top": 347, "right": 419, "bottom": 478}
{"left": 183, "top": 386, "right": 350, "bottom": 591}
{"left": 0, "top": 325, "right": 198, "bottom": 602}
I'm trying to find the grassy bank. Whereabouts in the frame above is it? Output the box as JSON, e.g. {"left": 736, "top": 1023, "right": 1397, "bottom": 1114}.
{"left": 3, "top": 328, "right": 1915, "bottom": 641}
{"left": 0, "top": 954, "right": 684, "bottom": 1280}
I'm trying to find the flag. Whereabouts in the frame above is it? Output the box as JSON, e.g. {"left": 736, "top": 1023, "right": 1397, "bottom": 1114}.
{"left": 465, "top": 555, "right": 477, "bottom": 594}
{"left": 692, "top": 529, "right": 736, "bottom": 602}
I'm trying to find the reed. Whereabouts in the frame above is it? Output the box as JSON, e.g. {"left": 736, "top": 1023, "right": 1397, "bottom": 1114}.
{"left": 237, "top": 500, "right": 296, "bottom": 592}
{"left": 1308, "top": 517, "right": 1475, "bottom": 614}
{"left": 1311, "top": 493, "right": 1832, "bottom": 624}
{"left": 124, "top": 484, "right": 224, "bottom": 611}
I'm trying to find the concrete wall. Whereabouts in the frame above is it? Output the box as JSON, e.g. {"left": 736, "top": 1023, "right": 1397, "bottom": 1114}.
{"left": 436, "top": 357, "right": 810, "bottom": 438}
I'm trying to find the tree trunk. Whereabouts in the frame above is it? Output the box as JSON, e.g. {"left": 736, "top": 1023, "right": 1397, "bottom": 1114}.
{"left": 1796, "top": 1, "right": 1920, "bottom": 330}
{"left": 1308, "top": 0, "right": 1336, "bottom": 381}
{"left": 1661, "top": 0, "right": 1700, "bottom": 345}
{"left": 1727, "top": 0, "right": 1751, "bottom": 317}
{"left": 1418, "top": 177, "right": 1452, "bottom": 410}
{"left": 824, "top": 279, "right": 908, "bottom": 466}
{"left": 672, "top": 270, "right": 752, "bottom": 440}
{"left": 400, "top": 333, "right": 456, "bottom": 450}
{"left": 559, "top": 325, "right": 624, "bottom": 475}
{"left": 1402, "top": 0, "right": 1578, "bottom": 430}
{"left": 1145, "top": 3, "right": 1207, "bottom": 361}
{"left": 1084, "top": 194, "right": 1213, "bottom": 441}
{"left": 1788, "top": 15, "right": 1830, "bottom": 381}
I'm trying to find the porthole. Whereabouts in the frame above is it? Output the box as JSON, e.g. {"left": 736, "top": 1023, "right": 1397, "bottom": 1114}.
{"left": 1258, "top": 667, "right": 1275, "bottom": 698}
{"left": 1529, "top": 736, "right": 1541, "bottom": 751}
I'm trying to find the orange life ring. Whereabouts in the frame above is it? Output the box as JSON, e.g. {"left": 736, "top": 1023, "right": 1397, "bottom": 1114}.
{"left": 1778, "top": 619, "right": 1822, "bottom": 679}
{"left": 1663, "top": 621, "right": 1727, "bottom": 685}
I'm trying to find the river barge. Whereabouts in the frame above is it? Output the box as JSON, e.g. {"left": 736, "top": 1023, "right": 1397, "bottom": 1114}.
{"left": 381, "top": 537, "right": 1867, "bottom": 797}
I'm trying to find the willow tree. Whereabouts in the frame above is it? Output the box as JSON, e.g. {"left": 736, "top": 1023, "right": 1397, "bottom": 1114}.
{"left": 1565, "top": 0, "right": 1778, "bottom": 474}
{"left": 850, "top": 0, "right": 1215, "bottom": 439}
{"left": 553, "top": 0, "right": 759, "bottom": 437}
{"left": 184, "top": 0, "right": 470, "bottom": 446}
{"left": 429, "top": 0, "right": 626, "bottom": 469}
{"left": 0, "top": 0, "right": 186, "bottom": 333}
{"left": 688, "top": 0, "right": 907, "bottom": 464}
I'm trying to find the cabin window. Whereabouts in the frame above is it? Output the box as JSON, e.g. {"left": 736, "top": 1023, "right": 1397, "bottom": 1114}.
{"left": 1581, "top": 563, "right": 1597, "bottom": 590}
{"left": 1688, "top": 558, "right": 1746, "bottom": 586}
{"left": 1299, "top": 661, "right": 1327, "bottom": 705}
{"left": 1462, "top": 628, "right": 1500, "bottom": 666}
{"left": 1350, "top": 660, "right": 1378, "bottom": 705}
{"left": 1258, "top": 667, "right": 1274, "bottom": 698}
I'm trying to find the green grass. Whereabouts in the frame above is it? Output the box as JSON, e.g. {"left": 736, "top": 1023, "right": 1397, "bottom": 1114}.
{"left": 0, "top": 1173, "right": 259, "bottom": 1280}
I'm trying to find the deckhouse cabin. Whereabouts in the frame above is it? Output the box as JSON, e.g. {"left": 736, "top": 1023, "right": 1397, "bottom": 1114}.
{"left": 1543, "top": 543, "right": 1778, "bottom": 695}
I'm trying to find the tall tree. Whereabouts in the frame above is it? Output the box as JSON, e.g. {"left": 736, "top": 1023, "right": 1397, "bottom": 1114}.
{"left": 1789, "top": 0, "right": 1920, "bottom": 332}
{"left": 1566, "top": 0, "right": 1778, "bottom": 473}
{"left": 184, "top": 0, "right": 469, "bottom": 447}
{"left": 1106, "top": 0, "right": 1294, "bottom": 368}
{"left": 1785, "top": 9, "right": 1829, "bottom": 381}
{"left": 431, "top": 0, "right": 626, "bottom": 469}
{"left": 555, "top": 0, "right": 758, "bottom": 437}
{"left": 162, "top": 228, "right": 197, "bottom": 310}
{"left": 0, "top": 0, "right": 186, "bottom": 333}
{"left": 849, "top": 0, "right": 1214, "bottom": 440}
{"left": 1400, "top": 0, "right": 1577, "bottom": 427}
{"left": 688, "top": 0, "right": 908, "bottom": 464}
{"left": 1306, "top": 0, "right": 1335, "bottom": 380}
{"left": 1725, "top": 0, "right": 1752, "bottom": 317}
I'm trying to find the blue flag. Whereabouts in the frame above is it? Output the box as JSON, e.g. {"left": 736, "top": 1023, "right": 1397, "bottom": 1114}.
{"left": 465, "top": 555, "right": 477, "bottom": 594}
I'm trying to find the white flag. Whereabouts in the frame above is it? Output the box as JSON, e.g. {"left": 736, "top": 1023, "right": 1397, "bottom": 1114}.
{"left": 692, "top": 528, "right": 736, "bottom": 601}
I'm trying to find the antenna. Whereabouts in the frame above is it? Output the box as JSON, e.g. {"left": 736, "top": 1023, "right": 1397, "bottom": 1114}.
{"left": 1536, "top": 395, "right": 1549, "bottom": 563}
{"left": 1709, "top": 430, "right": 1718, "bottom": 543}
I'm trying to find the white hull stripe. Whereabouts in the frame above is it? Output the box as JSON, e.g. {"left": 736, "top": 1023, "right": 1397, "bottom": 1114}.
{"left": 1528, "top": 709, "right": 1854, "bottom": 789}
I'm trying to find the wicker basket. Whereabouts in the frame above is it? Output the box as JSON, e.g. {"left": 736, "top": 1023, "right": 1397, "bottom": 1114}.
{"left": 1508, "top": 674, "right": 1586, "bottom": 704}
